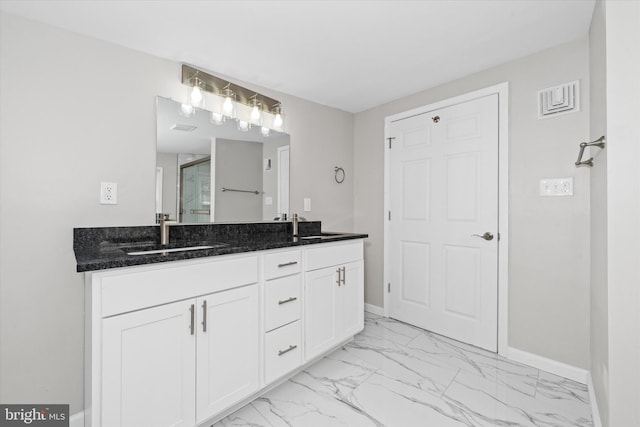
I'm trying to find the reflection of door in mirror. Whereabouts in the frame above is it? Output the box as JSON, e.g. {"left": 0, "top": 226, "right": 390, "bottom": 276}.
{"left": 180, "top": 157, "right": 211, "bottom": 223}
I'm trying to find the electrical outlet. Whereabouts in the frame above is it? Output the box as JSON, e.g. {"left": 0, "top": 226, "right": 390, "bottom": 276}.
{"left": 100, "top": 182, "right": 118, "bottom": 204}
{"left": 304, "top": 198, "right": 312, "bottom": 212}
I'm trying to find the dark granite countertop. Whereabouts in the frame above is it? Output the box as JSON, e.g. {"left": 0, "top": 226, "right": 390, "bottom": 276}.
{"left": 74, "top": 222, "right": 367, "bottom": 272}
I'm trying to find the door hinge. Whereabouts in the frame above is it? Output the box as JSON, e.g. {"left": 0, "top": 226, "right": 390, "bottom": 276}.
{"left": 388, "top": 283, "right": 391, "bottom": 293}
{"left": 387, "top": 137, "right": 395, "bottom": 149}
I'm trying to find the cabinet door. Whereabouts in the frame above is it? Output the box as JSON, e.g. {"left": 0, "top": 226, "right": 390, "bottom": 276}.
{"left": 102, "top": 300, "right": 196, "bottom": 427}
{"left": 305, "top": 266, "right": 339, "bottom": 360}
{"left": 337, "top": 260, "right": 365, "bottom": 342}
{"left": 196, "top": 284, "right": 260, "bottom": 423}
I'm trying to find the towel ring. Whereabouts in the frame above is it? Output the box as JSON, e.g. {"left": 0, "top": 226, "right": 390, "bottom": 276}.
{"left": 334, "top": 167, "right": 345, "bottom": 184}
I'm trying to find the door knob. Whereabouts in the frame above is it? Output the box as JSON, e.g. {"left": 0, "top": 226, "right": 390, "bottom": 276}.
{"left": 472, "top": 232, "right": 494, "bottom": 241}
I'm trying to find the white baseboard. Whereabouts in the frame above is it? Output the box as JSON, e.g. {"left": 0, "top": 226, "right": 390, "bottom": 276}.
{"left": 364, "top": 303, "right": 384, "bottom": 316}
{"left": 587, "top": 373, "right": 603, "bottom": 427}
{"left": 69, "top": 411, "right": 84, "bottom": 427}
{"left": 506, "top": 346, "right": 588, "bottom": 384}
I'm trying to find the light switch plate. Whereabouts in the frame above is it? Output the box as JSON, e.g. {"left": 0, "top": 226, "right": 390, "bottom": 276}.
{"left": 304, "top": 198, "right": 312, "bottom": 212}
{"left": 264, "top": 196, "right": 273, "bottom": 206}
{"left": 539, "top": 178, "right": 573, "bottom": 196}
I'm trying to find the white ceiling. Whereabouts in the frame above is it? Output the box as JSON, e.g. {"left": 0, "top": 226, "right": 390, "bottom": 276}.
{"left": 0, "top": 0, "right": 596, "bottom": 113}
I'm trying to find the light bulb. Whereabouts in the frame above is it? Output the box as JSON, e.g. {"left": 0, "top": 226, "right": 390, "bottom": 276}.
{"left": 260, "top": 127, "right": 270, "bottom": 137}
{"left": 251, "top": 105, "right": 261, "bottom": 123}
{"left": 190, "top": 86, "right": 203, "bottom": 106}
{"left": 223, "top": 96, "right": 234, "bottom": 117}
{"left": 273, "top": 112, "right": 283, "bottom": 131}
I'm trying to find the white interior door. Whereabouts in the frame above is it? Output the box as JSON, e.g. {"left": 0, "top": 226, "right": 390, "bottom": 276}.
{"left": 388, "top": 94, "right": 499, "bottom": 351}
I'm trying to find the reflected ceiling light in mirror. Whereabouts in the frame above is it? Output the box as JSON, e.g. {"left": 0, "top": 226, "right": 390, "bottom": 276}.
{"left": 260, "top": 127, "right": 270, "bottom": 137}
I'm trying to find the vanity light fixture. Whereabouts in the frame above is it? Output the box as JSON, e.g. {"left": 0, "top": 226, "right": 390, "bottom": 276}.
{"left": 181, "top": 64, "right": 284, "bottom": 131}
{"left": 260, "top": 126, "right": 270, "bottom": 137}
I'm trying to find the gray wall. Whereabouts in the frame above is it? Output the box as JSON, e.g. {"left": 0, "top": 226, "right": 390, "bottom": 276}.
{"left": 214, "top": 139, "right": 263, "bottom": 222}
{"left": 354, "top": 39, "right": 591, "bottom": 369}
{"left": 0, "top": 12, "right": 354, "bottom": 413}
{"left": 588, "top": 0, "right": 609, "bottom": 424}
{"left": 601, "top": 2, "right": 640, "bottom": 426}
{"left": 262, "top": 139, "right": 290, "bottom": 221}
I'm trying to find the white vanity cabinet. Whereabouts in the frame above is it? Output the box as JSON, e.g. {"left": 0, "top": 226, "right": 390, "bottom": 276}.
{"left": 85, "top": 238, "right": 364, "bottom": 427}
{"left": 86, "top": 253, "right": 260, "bottom": 427}
{"left": 304, "top": 241, "right": 364, "bottom": 361}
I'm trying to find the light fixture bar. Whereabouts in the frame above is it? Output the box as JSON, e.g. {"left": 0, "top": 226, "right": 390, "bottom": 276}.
{"left": 181, "top": 64, "right": 281, "bottom": 114}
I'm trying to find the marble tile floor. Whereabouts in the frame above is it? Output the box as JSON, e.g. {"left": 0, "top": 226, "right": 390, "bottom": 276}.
{"left": 212, "top": 312, "right": 592, "bottom": 427}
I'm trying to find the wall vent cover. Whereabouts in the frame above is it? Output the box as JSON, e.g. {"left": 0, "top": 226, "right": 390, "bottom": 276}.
{"left": 538, "top": 80, "right": 580, "bottom": 119}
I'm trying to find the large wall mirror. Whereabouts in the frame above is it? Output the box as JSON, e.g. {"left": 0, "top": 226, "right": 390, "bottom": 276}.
{"left": 156, "top": 96, "right": 290, "bottom": 223}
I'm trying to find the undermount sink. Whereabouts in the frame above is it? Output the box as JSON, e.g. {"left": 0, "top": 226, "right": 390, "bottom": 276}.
{"left": 300, "top": 232, "right": 350, "bottom": 240}
{"left": 125, "top": 243, "right": 227, "bottom": 256}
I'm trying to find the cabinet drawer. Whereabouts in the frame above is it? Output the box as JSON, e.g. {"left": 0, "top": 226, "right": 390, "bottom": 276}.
{"left": 264, "top": 249, "right": 302, "bottom": 280}
{"left": 264, "top": 275, "right": 301, "bottom": 332}
{"left": 100, "top": 255, "right": 258, "bottom": 317}
{"left": 304, "top": 240, "right": 363, "bottom": 271}
{"left": 264, "top": 321, "right": 301, "bottom": 384}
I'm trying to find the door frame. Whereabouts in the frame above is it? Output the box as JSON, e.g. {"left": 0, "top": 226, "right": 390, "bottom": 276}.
{"left": 383, "top": 82, "right": 509, "bottom": 355}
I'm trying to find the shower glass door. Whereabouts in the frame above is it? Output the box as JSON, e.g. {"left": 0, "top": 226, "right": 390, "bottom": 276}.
{"left": 180, "top": 157, "right": 211, "bottom": 223}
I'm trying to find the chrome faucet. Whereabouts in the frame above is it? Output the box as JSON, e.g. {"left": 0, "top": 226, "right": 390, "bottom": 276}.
{"left": 160, "top": 218, "right": 177, "bottom": 245}
{"left": 292, "top": 213, "right": 299, "bottom": 238}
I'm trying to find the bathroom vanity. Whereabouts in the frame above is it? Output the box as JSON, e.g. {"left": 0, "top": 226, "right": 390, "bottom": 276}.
{"left": 75, "top": 222, "right": 366, "bottom": 427}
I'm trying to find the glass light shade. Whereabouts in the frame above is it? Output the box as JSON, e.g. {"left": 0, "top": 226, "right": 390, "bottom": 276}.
{"left": 237, "top": 120, "right": 250, "bottom": 132}
{"left": 273, "top": 112, "right": 284, "bottom": 131}
{"left": 179, "top": 103, "right": 195, "bottom": 118}
{"left": 250, "top": 105, "right": 262, "bottom": 124}
{"left": 211, "top": 112, "right": 224, "bottom": 125}
{"left": 222, "top": 96, "right": 235, "bottom": 117}
{"left": 260, "top": 127, "right": 270, "bottom": 137}
{"left": 190, "top": 86, "right": 204, "bottom": 108}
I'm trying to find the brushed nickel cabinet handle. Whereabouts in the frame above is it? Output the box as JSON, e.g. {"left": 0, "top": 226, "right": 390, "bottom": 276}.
{"left": 278, "top": 297, "right": 298, "bottom": 305}
{"left": 336, "top": 268, "right": 341, "bottom": 286}
{"left": 278, "top": 344, "right": 297, "bottom": 356}
{"left": 189, "top": 304, "right": 195, "bottom": 336}
{"left": 341, "top": 267, "right": 346, "bottom": 285}
{"left": 278, "top": 261, "right": 298, "bottom": 268}
{"left": 201, "top": 300, "right": 207, "bottom": 333}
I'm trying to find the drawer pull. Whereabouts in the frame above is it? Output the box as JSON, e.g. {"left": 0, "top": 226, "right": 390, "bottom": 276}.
{"left": 278, "top": 296, "right": 298, "bottom": 305}
{"left": 278, "top": 344, "right": 298, "bottom": 356}
{"left": 201, "top": 300, "right": 207, "bottom": 333}
{"left": 277, "top": 261, "right": 298, "bottom": 268}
